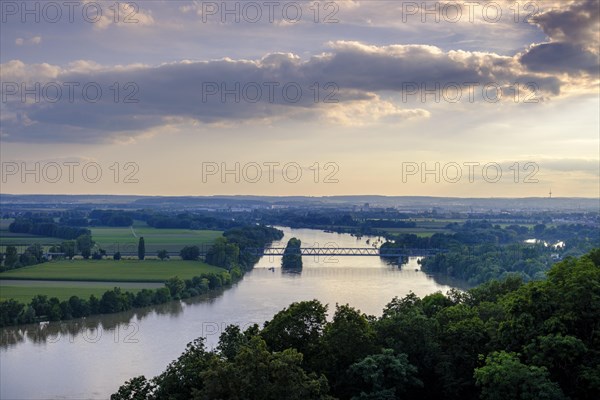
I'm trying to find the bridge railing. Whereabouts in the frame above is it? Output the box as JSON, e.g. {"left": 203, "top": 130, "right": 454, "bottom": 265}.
{"left": 242, "top": 247, "right": 445, "bottom": 257}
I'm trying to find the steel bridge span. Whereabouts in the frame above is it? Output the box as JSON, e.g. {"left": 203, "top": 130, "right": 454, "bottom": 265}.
{"left": 245, "top": 248, "right": 443, "bottom": 257}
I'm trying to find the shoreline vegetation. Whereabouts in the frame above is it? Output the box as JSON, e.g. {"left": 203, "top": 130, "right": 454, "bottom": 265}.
{"left": 281, "top": 237, "right": 303, "bottom": 270}
{"left": 0, "top": 225, "right": 284, "bottom": 327}
{"left": 112, "top": 250, "right": 600, "bottom": 400}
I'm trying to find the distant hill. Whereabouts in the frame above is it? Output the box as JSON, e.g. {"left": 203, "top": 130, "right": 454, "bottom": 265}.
{"left": 1, "top": 193, "right": 598, "bottom": 212}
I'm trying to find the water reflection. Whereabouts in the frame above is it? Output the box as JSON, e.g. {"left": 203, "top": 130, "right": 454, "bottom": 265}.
{"left": 1, "top": 227, "right": 469, "bottom": 400}
{"left": 1, "top": 295, "right": 189, "bottom": 348}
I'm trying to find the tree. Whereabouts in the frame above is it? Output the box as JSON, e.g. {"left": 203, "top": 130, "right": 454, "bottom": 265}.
{"left": 0, "top": 299, "right": 25, "bottom": 327}
{"left": 180, "top": 245, "right": 200, "bottom": 261}
{"left": 322, "top": 304, "right": 378, "bottom": 398}
{"left": 23, "top": 244, "right": 43, "bottom": 262}
{"left": 217, "top": 325, "right": 252, "bottom": 361}
{"left": 474, "top": 351, "right": 566, "bottom": 400}
{"left": 92, "top": 248, "right": 106, "bottom": 260}
{"left": 19, "top": 244, "right": 44, "bottom": 266}
{"left": 151, "top": 338, "right": 214, "bottom": 400}
{"left": 282, "top": 237, "right": 303, "bottom": 269}
{"left": 348, "top": 349, "right": 422, "bottom": 399}
{"left": 199, "top": 336, "right": 330, "bottom": 400}
{"left": 205, "top": 238, "right": 238, "bottom": 269}
{"left": 76, "top": 234, "right": 94, "bottom": 257}
{"left": 157, "top": 249, "right": 169, "bottom": 261}
{"left": 138, "top": 237, "right": 145, "bottom": 260}
{"left": 261, "top": 300, "right": 328, "bottom": 372}
{"left": 165, "top": 276, "right": 185, "bottom": 297}
{"left": 4, "top": 246, "right": 19, "bottom": 268}
{"left": 110, "top": 376, "right": 154, "bottom": 400}
{"left": 60, "top": 240, "right": 76, "bottom": 259}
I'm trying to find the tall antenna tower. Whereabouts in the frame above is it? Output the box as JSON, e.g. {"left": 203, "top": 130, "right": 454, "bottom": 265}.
{"left": 549, "top": 188, "right": 552, "bottom": 199}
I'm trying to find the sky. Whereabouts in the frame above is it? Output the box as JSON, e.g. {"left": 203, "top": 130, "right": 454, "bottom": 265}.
{"left": 1, "top": 0, "right": 599, "bottom": 197}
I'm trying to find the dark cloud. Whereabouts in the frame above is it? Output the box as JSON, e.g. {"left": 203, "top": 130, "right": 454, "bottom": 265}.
{"left": 531, "top": 0, "right": 599, "bottom": 48}
{"left": 521, "top": 0, "right": 599, "bottom": 75}
{"left": 0, "top": 40, "right": 577, "bottom": 143}
{"left": 520, "top": 42, "right": 599, "bottom": 74}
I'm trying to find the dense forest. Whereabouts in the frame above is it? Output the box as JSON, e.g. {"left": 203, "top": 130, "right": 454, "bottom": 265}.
{"left": 9, "top": 217, "right": 90, "bottom": 240}
{"left": 380, "top": 221, "right": 599, "bottom": 284}
{"left": 112, "top": 250, "right": 600, "bottom": 400}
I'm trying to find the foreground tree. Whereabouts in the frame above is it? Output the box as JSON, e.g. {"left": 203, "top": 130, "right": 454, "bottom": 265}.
{"left": 110, "top": 250, "right": 600, "bottom": 400}
{"left": 199, "top": 336, "right": 330, "bottom": 400}
{"left": 474, "top": 351, "right": 566, "bottom": 400}
{"left": 348, "top": 349, "right": 422, "bottom": 399}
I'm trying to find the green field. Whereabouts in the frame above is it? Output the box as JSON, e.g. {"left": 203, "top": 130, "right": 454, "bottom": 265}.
{"left": 0, "top": 285, "right": 149, "bottom": 303}
{"left": 0, "top": 218, "right": 60, "bottom": 250}
{"left": 1, "top": 218, "right": 223, "bottom": 255}
{"left": 91, "top": 224, "right": 222, "bottom": 254}
{"left": 0, "top": 259, "right": 225, "bottom": 282}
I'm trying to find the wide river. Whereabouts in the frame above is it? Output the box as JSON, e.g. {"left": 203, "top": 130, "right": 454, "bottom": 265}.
{"left": 0, "top": 227, "right": 466, "bottom": 399}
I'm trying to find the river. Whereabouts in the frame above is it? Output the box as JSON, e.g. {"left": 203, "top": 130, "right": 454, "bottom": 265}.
{"left": 0, "top": 227, "right": 466, "bottom": 399}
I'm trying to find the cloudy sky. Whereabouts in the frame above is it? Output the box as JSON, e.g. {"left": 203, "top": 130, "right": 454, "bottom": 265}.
{"left": 1, "top": 0, "right": 598, "bottom": 197}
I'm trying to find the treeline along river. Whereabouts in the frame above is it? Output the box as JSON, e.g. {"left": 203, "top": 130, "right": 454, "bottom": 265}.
{"left": 0, "top": 227, "right": 466, "bottom": 399}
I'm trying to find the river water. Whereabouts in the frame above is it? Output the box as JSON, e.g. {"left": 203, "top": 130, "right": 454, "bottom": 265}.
{"left": 0, "top": 227, "right": 466, "bottom": 400}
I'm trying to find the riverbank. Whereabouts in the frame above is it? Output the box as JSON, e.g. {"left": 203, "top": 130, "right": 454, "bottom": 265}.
{"left": 1, "top": 227, "right": 464, "bottom": 399}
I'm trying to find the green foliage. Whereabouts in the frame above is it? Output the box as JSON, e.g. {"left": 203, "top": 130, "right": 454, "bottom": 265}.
{"left": 204, "top": 237, "right": 239, "bottom": 269}
{"left": 156, "top": 249, "right": 169, "bottom": 261}
{"left": 221, "top": 225, "right": 283, "bottom": 269}
{"left": 1, "top": 264, "right": 248, "bottom": 327}
{"left": 60, "top": 240, "right": 76, "bottom": 259}
{"left": 180, "top": 245, "right": 200, "bottom": 261}
{"left": 138, "top": 237, "right": 145, "bottom": 260}
{"left": 76, "top": 234, "right": 94, "bottom": 256}
{"left": 413, "top": 221, "right": 599, "bottom": 284}
{"left": 322, "top": 304, "right": 378, "bottom": 398}
{"left": 109, "top": 249, "right": 600, "bottom": 399}
{"left": 282, "top": 237, "right": 303, "bottom": 269}
{"left": 348, "top": 349, "right": 422, "bottom": 399}
{"left": 261, "top": 300, "right": 328, "bottom": 371}
{"left": 165, "top": 276, "right": 185, "bottom": 297}
{"left": 4, "top": 245, "right": 19, "bottom": 269}
{"left": 474, "top": 351, "right": 566, "bottom": 400}
{"left": 19, "top": 244, "right": 44, "bottom": 266}
{"left": 198, "top": 336, "right": 330, "bottom": 400}
{"left": 110, "top": 376, "right": 154, "bottom": 400}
